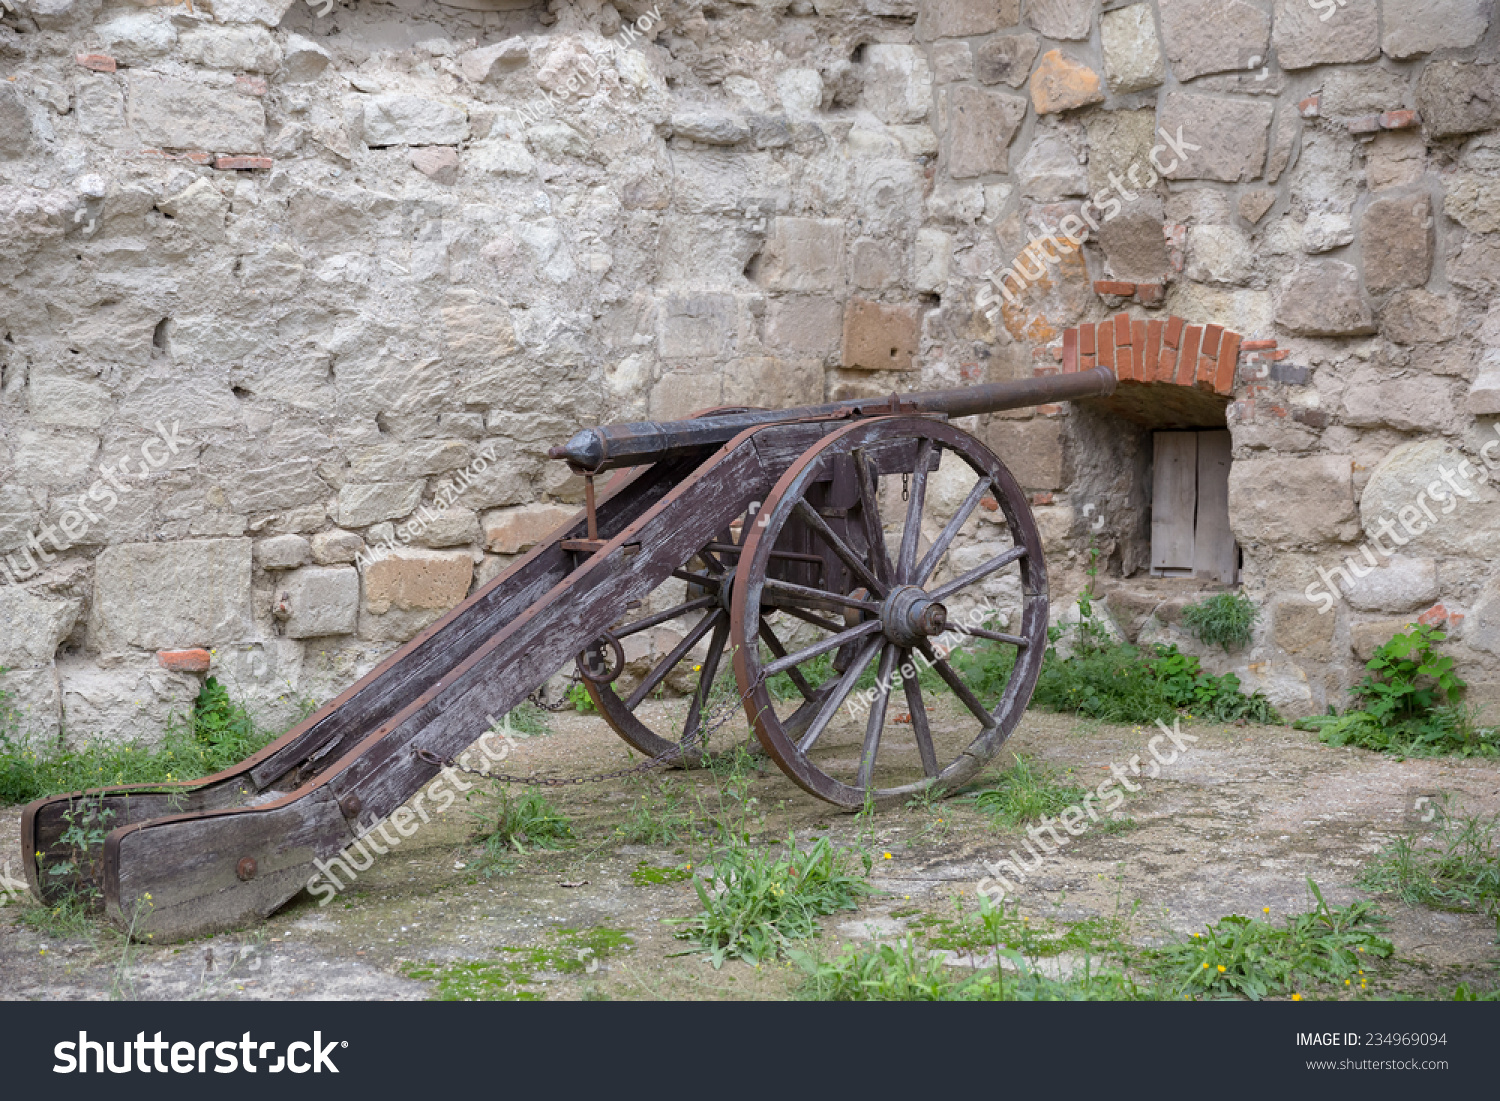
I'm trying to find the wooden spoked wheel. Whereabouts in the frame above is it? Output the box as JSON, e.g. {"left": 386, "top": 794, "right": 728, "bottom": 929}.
{"left": 730, "top": 417, "right": 1049, "bottom": 808}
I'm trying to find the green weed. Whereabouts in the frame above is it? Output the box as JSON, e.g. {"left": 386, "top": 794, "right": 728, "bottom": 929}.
{"left": 470, "top": 785, "right": 573, "bottom": 872}
{"left": 1181, "top": 592, "right": 1259, "bottom": 652}
{"left": 1359, "top": 803, "right": 1500, "bottom": 917}
{"left": 630, "top": 860, "right": 692, "bottom": 886}
{"left": 961, "top": 754, "right": 1087, "bottom": 826}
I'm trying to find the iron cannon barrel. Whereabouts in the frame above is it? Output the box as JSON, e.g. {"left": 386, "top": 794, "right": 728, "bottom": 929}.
{"left": 550, "top": 365, "right": 1116, "bottom": 472}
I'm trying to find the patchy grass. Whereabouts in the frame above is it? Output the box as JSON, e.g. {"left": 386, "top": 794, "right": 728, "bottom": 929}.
{"left": 959, "top": 754, "right": 1088, "bottom": 826}
{"left": 612, "top": 777, "right": 695, "bottom": 845}
{"left": 404, "top": 927, "right": 634, "bottom": 1001}
{"left": 674, "top": 833, "right": 874, "bottom": 968}
{"left": 630, "top": 860, "right": 692, "bottom": 886}
{"left": 1145, "top": 881, "right": 1393, "bottom": 1000}
{"left": 1359, "top": 802, "right": 1500, "bottom": 918}
{"left": 468, "top": 786, "right": 574, "bottom": 876}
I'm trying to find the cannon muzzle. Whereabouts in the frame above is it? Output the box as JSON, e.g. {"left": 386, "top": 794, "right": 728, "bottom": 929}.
{"left": 550, "top": 365, "right": 1116, "bottom": 472}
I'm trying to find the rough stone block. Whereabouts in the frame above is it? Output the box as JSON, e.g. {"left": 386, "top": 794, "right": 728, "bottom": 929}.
{"left": 842, "top": 300, "right": 920, "bottom": 371}
{"left": 338, "top": 482, "right": 426, "bottom": 529}
{"left": 279, "top": 566, "right": 359, "bottom": 638}
{"left": 90, "top": 539, "right": 253, "bottom": 652}
{"left": 1029, "top": 50, "right": 1104, "bottom": 115}
{"left": 861, "top": 45, "right": 932, "bottom": 125}
{"left": 658, "top": 293, "right": 737, "bottom": 358}
{"left": 1362, "top": 195, "right": 1432, "bottom": 295}
{"left": 281, "top": 34, "right": 333, "bottom": 83}
{"left": 1342, "top": 368, "right": 1455, "bottom": 432}
{"left": 1027, "top": 0, "right": 1092, "bottom": 40}
{"left": 975, "top": 34, "right": 1038, "bottom": 87}
{"left": 483, "top": 504, "right": 576, "bottom": 555}
{"left": 1445, "top": 175, "right": 1500, "bottom": 235}
{"left": 1272, "top": 0, "right": 1379, "bottom": 69}
{"left": 754, "top": 217, "right": 844, "bottom": 292}
{"left": 1273, "top": 598, "right": 1334, "bottom": 655}
{"left": 1351, "top": 618, "right": 1412, "bottom": 661}
{"left": 1382, "top": 290, "right": 1458, "bottom": 345}
{"left": 96, "top": 12, "right": 177, "bottom": 65}
{"left": 177, "top": 26, "right": 281, "bottom": 72}
{"left": 0, "top": 588, "right": 81, "bottom": 668}
{"left": 942, "top": 86, "right": 1026, "bottom": 178}
{"left": 917, "top": 0, "right": 1020, "bottom": 40}
{"left": 1276, "top": 261, "right": 1375, "bottom": 336}
{"left": 984, "top": 419, "right": 1064, "bottom": 491}
{"left": 362, "top": 549, "right": 473, "bottom": 615}
{"left": 1382, "top": 0, "right": 1490, "bottom": 58}
{"left": 1157, "top": 93, "right": 1273, "bottom": 182}
{"left": 1466, "top": 367, "right": 1500, "bottom": 416}
{"left": 312, "top": 530, "right": 365, "bottom": 565}
{"left": 59, "top": 656, "right": 201, "bottom": 747}
{"left": 1157, "top": 0, "right": 1270, "bottom": 81}
{"left": 1415, "top": 62, "right": 1500, "bottom": 138}
{"left": 649, "top": 372, "right": 723, "bottom": 420}
{"left": 126, "top": 74, "right": 266, "bottom": 151}
{"left": 1227, "top": 455, "right": 1358, "bottom": 546}
{"left": 766, "top": 297, "right": 842, "bottom": 354}
{"left": 1343, "top": 556, "right": 1440, "bottom": 614}
{"left": 1101, "top": 4, "right": 1165, "bottom": 93}
{"left": 407, "top": 507, "right": 481, "bottom": 548}
{"left": 411, "top": 146, "right": 460, "bottom": 184}
{"left": 255, "top": 534, "right": 311, "bottom": 571}
{"left": 361, "top": 94, "right": 469, "bottom": 147}
{"left": 723, "top": 357, "right": 823, "bottom": 408}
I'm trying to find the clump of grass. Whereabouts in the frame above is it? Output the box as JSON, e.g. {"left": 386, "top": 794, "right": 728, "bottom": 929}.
{"left": 613, "top": 776, "right": 694, "bottom": 845}
{"left": 0, "top": 675, "right": 281, "bottom": 806}
{"left": 1359, "top": 803, "right": 1500, "bottom": 917}
{"left": 674, "top": 833, "right": 873, "bottom": 968}
{"left": 960, "top": 754, "right": 1087, "bottom": 826}
{"left": 1181, "top": 592, "right": 1258, "bottom": 652}
{"left": 471, "top": 785, "right": 573, "bottom": 871}
{"left": 1145, "top": 880, "right": 1392, "bottom": 1000}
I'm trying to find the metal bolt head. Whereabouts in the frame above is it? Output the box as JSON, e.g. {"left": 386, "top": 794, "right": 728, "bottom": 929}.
{"left": 918, "top": 602, "right": 947, "bottom": 637}
{"left": 340, "top": 794, "right": 362, "bottom": 817}
{"left": 236, "top": 857, "right": 258, "bottom": 882}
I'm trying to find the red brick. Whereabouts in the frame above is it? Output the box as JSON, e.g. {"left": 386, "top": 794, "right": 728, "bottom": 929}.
{"left": 1029, "top": 492, "right": 1055, "bottom": 506}
{"left": 76, "top": 53, "right": 117, "bottom": 72}
{"left": 1116, "top": 329, "right": 1136, "bottom": 381}
{"left": 1079, "top": 324, "right": 1096, "bottom": 357}
{"left": 1200, "top": 323, "right": 1224, "bottom": 362}
{"left": 186, "top": 151, "right": 213, "bottom": 164}
{"left": 1144, "top": 319, "right": 1163, "bottom": 380}
{"left": 1159, "top": 344, "right": 1178, "bottom": 381}
{"left": 1241, "top": 339, "right": 1278, "bottom": 351}
{"left": 1176, "top": 325, "right": 1202, "bottom": 388}
{"left": 1298, "top": 95, "right": 1320, "bottom": 118}
{"left": 1036, "top": 404, "right": 1064, "bottom": 417}
{"left": 1347, "top": 114, "right": 1382, "bottom": 134}
{"left": 158, "top": 649, "right": 212, "bottom": 673}
{"left": 1097, "top": 322, "right": 1116, "bottom": 370}
{"left": 1134, "top": 283, "right": 1164, "bottom": 306}
{"left": 235, "top": 76, "right": 269, "bottom": 96}
{"left": 1131, "top": 318, "right": 1147, "bottom": 369}
{"left": 1272, "top": 348, "right": 1292, "bottom": 360}
{"left": 1164, "top": 315, "right": 1184, "bottom": 349}
{"left": 1417, "top": 603, "right": 1449, "bottom": 627}
{"left": 1380, "top": 109, "right": 1419, "bottom": 130}
{"left": 215, "top": 155, "right": 274, "bottom": 171}
{"left": 1062, "top": 327, "right": 1079, "bottom": 373}
{"left": 1214, "top": 332, "right": 1242, "bottom": 394}
{"left": 1093, "top": 280, "right": 1134, "bottom": 296}
{"left": 979, "top": 496, "right": 1000, "bottom": 512}
{"left": 1080, "top": 352, "right": 1096, "bottom": 370}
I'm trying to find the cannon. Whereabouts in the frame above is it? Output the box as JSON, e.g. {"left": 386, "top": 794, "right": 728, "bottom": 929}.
{"left": 21, "top": 366, "right": 1116, "bottom": 939}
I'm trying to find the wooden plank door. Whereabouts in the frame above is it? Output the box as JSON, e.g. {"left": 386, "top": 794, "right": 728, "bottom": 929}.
{"left": 1151, "top": 432, "right": 1197, "bottom": 577}
{"left": 1193, "top": 429, "right": 1237, "bottom": 584}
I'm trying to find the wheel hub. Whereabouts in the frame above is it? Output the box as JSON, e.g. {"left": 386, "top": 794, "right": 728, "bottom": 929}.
{"left": 881, "top": 585, "right": 948, "bottom": 647}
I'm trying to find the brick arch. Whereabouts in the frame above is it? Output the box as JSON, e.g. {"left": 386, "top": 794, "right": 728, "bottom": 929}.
{"left": 1058, "top": 313, "right": 1244, "bottom": 397}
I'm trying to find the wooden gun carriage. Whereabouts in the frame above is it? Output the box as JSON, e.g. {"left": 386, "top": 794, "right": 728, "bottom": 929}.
{"left": 22, "top": 365, "right": 1116, "bottom": 939}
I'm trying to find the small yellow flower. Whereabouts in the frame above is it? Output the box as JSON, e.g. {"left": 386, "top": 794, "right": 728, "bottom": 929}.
{"left": 39, "top": 948, "right": 46, "bottom": 955}
{"left": 1262, "top": 907, "right": 1270, "bottom": 914}
{"left": 1356, "top": 946, "right": 1364, "bottom": 953}
{"left": 1202, "top": 962, "right": 1209, "bottom": 969}
{"left": 1292, "top": 993, "right": 1302, "bottom": 1001}
{"left": 882, "top": 852, "right": 892, "bottom": 859}
{"left": 144, "top": 893, "right": 152, "bottom": 900}
{"left": 1217, "top": 965, "right": 1226, "bottom": 973}
{"left": 1345, "top": 980, "right": 1351, "bottom": 986}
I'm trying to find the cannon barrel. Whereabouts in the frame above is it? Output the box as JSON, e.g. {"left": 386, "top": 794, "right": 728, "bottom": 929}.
{"left": 549, "top": 364, "right": 1117, "bottom": 472}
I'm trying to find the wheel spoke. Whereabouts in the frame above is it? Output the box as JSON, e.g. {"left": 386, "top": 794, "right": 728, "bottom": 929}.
{"left": 627, "top": 608, "right": 723, "bottom": 710}
{"left": 915, "top": 639, "right": 996, "bottom": 730}
{"left": 673, "top": 568, "right": 719, "bottom": 589}
{"left": 853, "top": 449, "right": 894, "bottom": 586}
{"left": 798, "top": 636, "right": 884, "bottom": 754}
{"left": 901, "top": 652, "right": 940, "bottom": 778}
{"left": 781, "top": 683, "right": 839, "bottom": 740}
{"left": 774, "top": 603, "right": 848, "bottom": 634}
{"left": 611, "top": 594, "right": 718, "bottom": 640}
{"left": 763, "top": 618, "right": 883, "bottom": 678}
{"left": 764, "top": 577, "right": 881, "bottom": 614}
{"left": 857, "top": 644, "right": 900, "bottom": 788}
{"left": 896, "top": 438, "right": 936, "bottom": 584}
{"left": 913, "top": 477, "right": 991, "bottom": 588}
{"left": 926, "top": 545, "right": 1026, "bottom": 604}
{"left": 682, "top": 615, "right": 731, "bottom": 744}
{"left": 758, "top": 618, "right": 815, "bottom": 701}
{"left": 946, "top": 622, "right": 1029, "bottom": 647}
{"left": 793, "top": 498, "right": 887, "bottom": 597}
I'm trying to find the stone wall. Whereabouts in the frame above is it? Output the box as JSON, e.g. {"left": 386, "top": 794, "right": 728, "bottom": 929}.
{"left": 0, "top": 0, "right": 1496, "bottom": 739}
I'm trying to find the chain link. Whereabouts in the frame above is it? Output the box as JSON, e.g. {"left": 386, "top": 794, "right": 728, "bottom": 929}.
{"left": 424, "top": 673, "right": 766, "bottom": 788}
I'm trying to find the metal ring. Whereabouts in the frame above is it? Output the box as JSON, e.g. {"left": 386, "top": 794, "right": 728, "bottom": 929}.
{"left": 577, "top": 630, "right": 625, "bottom": 685}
